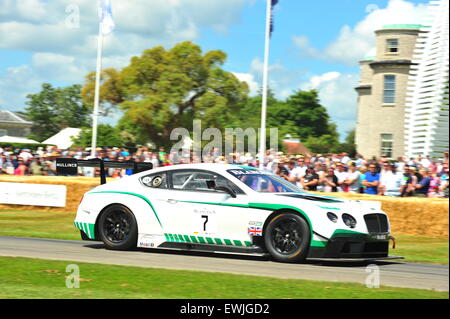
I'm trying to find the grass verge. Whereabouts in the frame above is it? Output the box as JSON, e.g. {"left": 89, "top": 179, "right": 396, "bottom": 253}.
{"left": 393, "top": 235, "right": 448, "bottom": 265}
{"left": 0, "top": 256, "right": 447, "bottom": 299}
{"left": 0, "top": 209, "right": 448, "bottom": 265}
{"left": 0, "top": 209, "right": 79, "bottom": 240}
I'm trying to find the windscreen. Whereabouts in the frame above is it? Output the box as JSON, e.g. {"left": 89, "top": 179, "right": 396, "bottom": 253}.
{"left": 227, "top": 169, "right": 305, "bottom": 193}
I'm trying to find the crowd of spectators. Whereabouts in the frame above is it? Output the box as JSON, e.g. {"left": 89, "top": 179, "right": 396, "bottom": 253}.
{"left": 0, "top": 145, "right": 448, "bottom": 198}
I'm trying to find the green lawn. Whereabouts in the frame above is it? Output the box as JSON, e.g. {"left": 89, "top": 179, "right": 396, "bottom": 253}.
{"left": 0, "top": 209, "right": 79, "bottom": 240}
{"left": 393, "top": 235, "right": 448, "bottom": 265}
{"left": 0, "top": 257, "right": 447, "bottom": 299}
{"left": 0, "top": 209, "right": 448, "bottom": 265}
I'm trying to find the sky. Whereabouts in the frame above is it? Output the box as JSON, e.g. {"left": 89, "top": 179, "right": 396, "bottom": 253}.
{"left": 0, "top": 0, "right": 430, "bottom": 140}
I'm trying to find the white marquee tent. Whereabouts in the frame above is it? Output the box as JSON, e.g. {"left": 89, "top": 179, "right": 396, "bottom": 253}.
{"left": 0, "top": 135, "right": 40, "bottom": 144}
{"left": 42, "top": 127, "right": 82, "bottom": 149}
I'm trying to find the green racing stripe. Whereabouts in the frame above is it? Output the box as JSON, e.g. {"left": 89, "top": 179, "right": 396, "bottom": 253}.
{"left": 88, "top": 191, "right": 163, "bottom": 227}
{"left": 74, "top": 221, "right": 95, "bottom": 240}
{"left": 164, "top": 233, "right": 252, "bottom": 247}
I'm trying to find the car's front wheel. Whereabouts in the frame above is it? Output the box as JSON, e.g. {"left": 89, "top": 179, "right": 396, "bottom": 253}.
{"left": 98, "top": 204, "right": 138, "bottom": 250}
{"left": 264, "top": 212, "right": 310, "bottom": 263}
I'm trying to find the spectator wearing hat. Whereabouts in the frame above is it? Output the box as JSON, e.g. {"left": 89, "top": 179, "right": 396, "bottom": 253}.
{"left": 19, "top": 149, "right": 33, "bottom": 164}
{"left": 291, "top": 157, "right": 307, "bottom": 185}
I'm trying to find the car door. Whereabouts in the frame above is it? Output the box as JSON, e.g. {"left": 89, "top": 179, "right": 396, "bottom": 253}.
{"left": 138, "top": 171, "right": 186, "bottom": 235}
{"left": 166, "top": 169, "right": 254, "bottom": 246}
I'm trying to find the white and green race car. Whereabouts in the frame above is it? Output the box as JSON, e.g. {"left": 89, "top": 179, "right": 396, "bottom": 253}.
{"left": 60, "top": 160, "right": 398, "bottom": 263}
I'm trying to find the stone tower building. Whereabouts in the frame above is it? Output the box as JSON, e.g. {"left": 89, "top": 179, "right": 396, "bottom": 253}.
{"left": 355, "top": 24, "right": 423, "bottom": 159}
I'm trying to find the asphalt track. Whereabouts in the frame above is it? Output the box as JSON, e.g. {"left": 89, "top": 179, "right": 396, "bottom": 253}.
{"left": 0, "top": 236, "right": 448, "bottom": 291}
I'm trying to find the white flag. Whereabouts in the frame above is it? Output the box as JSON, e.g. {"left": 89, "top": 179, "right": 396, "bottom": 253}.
{"left": 99, "top": 0, "right": 115, "bottom": 35}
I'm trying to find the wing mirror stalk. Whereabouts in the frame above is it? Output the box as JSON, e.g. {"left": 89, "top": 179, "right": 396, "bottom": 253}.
{"left": 206, "top": 181, "right": 237, "bottom": 198}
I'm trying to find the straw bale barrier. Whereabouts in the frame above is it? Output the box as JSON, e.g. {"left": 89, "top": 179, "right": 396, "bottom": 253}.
{"left": 313, "top": 192, "right": 448, "bottom": 238}
{"left": 0, "top": 176, "right": 448, "bottom": 238}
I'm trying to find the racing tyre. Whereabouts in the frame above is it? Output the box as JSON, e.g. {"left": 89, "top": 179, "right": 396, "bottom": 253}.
{"left": 264, "top": 212, "right": 310, "bottom": 263}
{"left": 98, "top": 205, "right": 138, "bottom": 250}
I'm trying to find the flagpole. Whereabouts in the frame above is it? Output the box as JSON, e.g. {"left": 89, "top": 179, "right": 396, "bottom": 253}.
{"left": 259, "top": 0, "right": 272, "bottom": 169}
{"left": 91, "top": 22, "right": 103, "bottom": 158}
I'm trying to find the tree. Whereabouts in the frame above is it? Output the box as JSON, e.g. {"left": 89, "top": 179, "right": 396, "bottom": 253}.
{"left": 304, "top": 134, "right": 340, "bottom": 154}
{"left": 232, "top": 91, "right": 286, "bottom": 150}
{"left": 81, "top": 41, "right": 249, "bottom": 147}
{"left": 337, "top": 129, "right": 357, "bottom": 157}
{"left": 279, "top": 90, "right": 336, "bottom": 141}
{"left": 232, "top": 89, "right": 340, "bottom": 154}
{"left": 24, "top": 83, "right": 91, "bottom": 141}
{"left": 71, "top": 124, "right": 122, "bottom": 148}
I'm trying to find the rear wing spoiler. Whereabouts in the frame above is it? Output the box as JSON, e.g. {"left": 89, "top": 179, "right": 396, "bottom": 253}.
{"left": 56, "top": 158, "right": 153, "bottom": 184}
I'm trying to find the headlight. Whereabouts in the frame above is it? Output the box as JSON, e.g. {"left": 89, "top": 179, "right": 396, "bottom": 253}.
{"left": 342, "top": 213, "right": 357, "bottom": 228}
{"left": 327, "top": 212, "right": 338, "bottom": 223}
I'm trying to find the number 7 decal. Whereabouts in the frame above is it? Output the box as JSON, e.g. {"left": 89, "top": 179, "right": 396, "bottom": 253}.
{"left": 201, "top": 215, "right": 209, "bottom": 231}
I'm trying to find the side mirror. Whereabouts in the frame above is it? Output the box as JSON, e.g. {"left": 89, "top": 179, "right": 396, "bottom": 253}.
{"left": 215, "top": 186, "right": 237, "bottom": 198}
{"left": 206, "top": 180, "right": 216, "bottom": 189}
{"left": 206, "top": 180, "right": 237, "bottom": 198}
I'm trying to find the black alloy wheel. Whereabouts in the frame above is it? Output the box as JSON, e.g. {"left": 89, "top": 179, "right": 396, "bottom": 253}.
{"left": 98, "top": 205, "right": 138, "bottom": 250}
{"left": 264, "top": 212, "right": 310, "bottom": 263}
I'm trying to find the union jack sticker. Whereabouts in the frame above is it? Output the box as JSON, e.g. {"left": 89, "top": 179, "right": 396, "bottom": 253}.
{"left": 248, "top": 226, "right": 262, "bottom": 236}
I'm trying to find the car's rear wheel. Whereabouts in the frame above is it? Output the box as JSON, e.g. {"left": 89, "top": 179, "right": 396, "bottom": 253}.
{"left": 98, "top": 205, "right": 138, "bottom": 250}
{"left": 264, "top": 212, "right": 310, "bottom": 263}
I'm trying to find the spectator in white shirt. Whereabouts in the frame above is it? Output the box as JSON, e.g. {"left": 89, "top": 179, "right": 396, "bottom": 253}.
{"left": 289, "top": 158, "right": 306, "bottom": 189}
{"left": 379, "top": 164, "right": 405, "bottom": 197}
{"left": 344, "top": 162, "right": 361, "bottom": 193}
{"left": 334, "top": 163, "right": 349, "bottom": 192}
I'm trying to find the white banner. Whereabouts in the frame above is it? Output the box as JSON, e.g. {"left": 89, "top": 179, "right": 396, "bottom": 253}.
{"left": 0, "top": 182, "right": 67, "bottom": 207}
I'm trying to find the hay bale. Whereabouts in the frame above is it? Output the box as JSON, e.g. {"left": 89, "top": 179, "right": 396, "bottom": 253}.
{"left": 315, "top": 192, "right": 449, "bottom": 238}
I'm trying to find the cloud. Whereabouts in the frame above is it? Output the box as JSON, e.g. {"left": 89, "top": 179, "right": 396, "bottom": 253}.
{"left": 0, "top": 0, "right": 247, "bottom": 111}
{"left": 241, "top": 56, "right": 357, "bottom": 138}
{"left": 308, "top": 72, "right": 341, "bottom": 89}
{"left": 293, "top": 0, "right": 428, "bottom": 65}
{"left": 0, "top": 0, "right": 246, "bottom": 56}
{"left": 0, "top": 65, "right": 42, "bottom": 109}
{"left": 300, "top": 72, "right": 360, "bottom": 138}
{"left": 232, "top": 72, "right": 259, "bottom": 96}
{"left": 248, "top": 57, "right": 308, "bottom": 99}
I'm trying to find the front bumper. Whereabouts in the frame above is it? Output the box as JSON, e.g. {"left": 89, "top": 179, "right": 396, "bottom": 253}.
{"left": 308, "top": 233, "right": 393, "bottom": 259}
